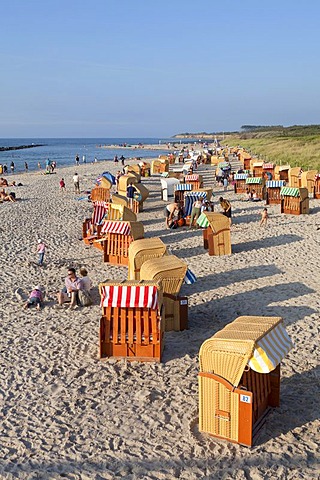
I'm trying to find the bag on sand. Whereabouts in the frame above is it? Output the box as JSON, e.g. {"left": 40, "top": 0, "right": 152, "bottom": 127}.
{"left": 78, "top": 289, "right": 93, "bottom": 307}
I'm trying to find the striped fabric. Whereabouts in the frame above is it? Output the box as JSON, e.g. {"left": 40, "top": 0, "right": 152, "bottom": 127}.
{"left": 101, "top": 221, "right": 131, "bottom": 235}
{"left": 263, "top": 163, "right": 275, "bottom": 169}
{"left": 185, "top": 174, "right": 199, "bottom": 181}
{"left": 280, "top": 187, "right": 300, "bottom": 197}
{"left": 184, "top": 268, "right": 197, "bottom": 284}
{"left": 184, "top": 192, "right": 207, "bottom": 216}
{"left": 248, "top": 322, "right": 293, "bottom": 373}
{"left": 175, "top": 183, "right": 193, "bottom": 191}
{"left": 196, "top": 212, "right": 210, "bottom": 228}
{"left": 218, "top": 162, "right": 230, "bottom": 170}
{"left": 92, "top": 201, "right": 108, "bottom": 225}
{"left": 246, "top": 177, "right": 262, "bottom": 184}
{"left": 234, "top": 173, "right": 248, "bottom": 180}
{"left": 100, "top": 285, "right": 158, "bottom": 309}
{"left": 266, "top": 180, "right": 286, "bottom": 188}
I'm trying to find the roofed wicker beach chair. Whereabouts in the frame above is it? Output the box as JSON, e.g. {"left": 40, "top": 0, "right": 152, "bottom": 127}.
{"left": 94, "top": 220, "right": 144, "bottom": 265}
{"left": 199, "top": 316, "right": 293, "bottom": 447}
{"left": 289, "top": 167, "right": 302, "bottom": 188}
{"left": 90, "top": 186, "right": 111, "bottom": 203}
{"left": 197, "top": 212, "right": 231, "bottom": 255}
{"left": 265, "top": 180, "right": 286, "bottom": 205}
{"left": 280, "top": 186, "right": 309, "bottom": 215}
{"left": 274, "top": 165, "right": 290, "bottom": 182}
{"left": 99, "top": 280, "right": 164, "bottom": 362}
{"left": 300, "top": 170, "right": 318, "bottom": 196}
{"left": 128, "top": 237, "right": 167, "bottom": 280}
{"left": 313, "top": 173, "right": 320, "bottom": 199}
{"left": 82, "top": 200, "right": 109, "bottom": 246}
{"left": 139, "top": 255, "right": 188, "bottom": 331}
{"left": 245, "top": 177, "right": 266, "bottom": 200}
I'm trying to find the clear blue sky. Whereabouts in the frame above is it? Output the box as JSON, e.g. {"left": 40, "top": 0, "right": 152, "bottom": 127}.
{"left": 1, "top": 0, "right": 319, "bottom": 138}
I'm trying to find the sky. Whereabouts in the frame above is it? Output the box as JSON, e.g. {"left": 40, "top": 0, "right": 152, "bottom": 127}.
{"left": 0, "top": 0, "right": 319, "bottom": 138}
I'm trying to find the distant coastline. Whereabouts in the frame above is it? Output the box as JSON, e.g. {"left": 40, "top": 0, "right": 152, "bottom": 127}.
{"left": 0, "top": 144, "right": 45, "bottom": 152}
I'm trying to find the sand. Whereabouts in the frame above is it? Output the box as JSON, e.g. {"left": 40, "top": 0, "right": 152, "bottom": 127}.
{"left": 0, "top": 159, "right": 319, "bottom": 480}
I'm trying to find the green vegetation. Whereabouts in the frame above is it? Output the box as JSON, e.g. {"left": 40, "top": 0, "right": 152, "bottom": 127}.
{"left": 174, "top": 125, "right": 320, "bottom": 171}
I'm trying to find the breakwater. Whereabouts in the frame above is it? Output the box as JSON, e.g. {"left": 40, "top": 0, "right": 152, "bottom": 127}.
{"left": 0, "top": 144, "right": 45, "bottom": 152}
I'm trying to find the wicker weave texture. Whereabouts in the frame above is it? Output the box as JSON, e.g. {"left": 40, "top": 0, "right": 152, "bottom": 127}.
{"left": 140, "top": 255, "right": 187, "bottom": 295}
{"left": 128, "top": 238, "right": 167, "bottom": 280}
{"left": 90, "top": 187, "right": 111, "bottom": 202}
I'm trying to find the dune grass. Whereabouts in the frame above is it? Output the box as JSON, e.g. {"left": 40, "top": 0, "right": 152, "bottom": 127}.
{"left": 225, "top": 134, "right": 320, "bottom": 171}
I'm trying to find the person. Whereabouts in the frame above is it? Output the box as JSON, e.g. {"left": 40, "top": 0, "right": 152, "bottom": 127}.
{"left": 38, "top": 161, "right": 41, "bottom": 170}
{"left": 37, "top": 239, "right": 47, "bottom": 266}
{"left": 115, "top": 171, "right": 122, "bottom": 192}
{"left": 23, "top": 286, "right": 44, "bottom": 311}
{"left": 126, "top": 182, "right": 137, "bottom": 207}
{"left": 79, "top": 267, "right": 93, "bottom": 291}
{"left": 252, "top": 189, "right": 260, "bottom": 201}
{"left": 82, "top": 155, "right": 86, "bottom": 164}
{"left": 120, "top": 155, "right": 125, "bottom": 166}
{"left": 57, "top": 267, "right": 83, "bottom": 310}
{"left": 114, "top": 155, "right": 118, "bottom": 163}
{"left": 219, "top": 197, "right": 232, "bottom": 225}
{"left": 190, "top": 198, "right": 203, "bottom": 228}
{"left": 73, "top": 172, "right": 80, "bottom": 193}
{"left": 59, "top": 178, "right": 66, "bottom": 192}
{"left": 75, "top": 154, "right": 80, "bottom": 166}
{"left": 164, "top": 202, "right": 180, "bottom": 229}
{"left": 0, "top": 178, "right": 8, "bottom": 186}
{"left": 245, "top": 188, "right": 252, "bottom": 201}
{"left": 46, "top": 158, "right": 51, "bottom": 173}
{"left": 260, "top": 208, "right": 269, "bottom": 227}
{"left": 223, "top": 177, "right": 228, "bottom": 191}
{"left": 0, "top": 188, "right": 16, "bottom": 202}
{"left": 3, "top": 164, "right": 7, "bottom": 174}
{"left": 24, "top": 162, "right": 28, "bottom": 172}
{"left": 10, "top": 161, "right": 15, "bottom": 173}
{"left": 51, "top": 161, "right": 56, "bottom": 172}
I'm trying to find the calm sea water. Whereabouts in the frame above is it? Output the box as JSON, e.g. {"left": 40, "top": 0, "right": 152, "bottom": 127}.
{"left": 0, "top": 138, "right": 186, "bottom": 173}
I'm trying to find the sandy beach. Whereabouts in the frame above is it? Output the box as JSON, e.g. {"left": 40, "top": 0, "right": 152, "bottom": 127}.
{"left": 0, "top": 159, "right": 319, "bottom": 479}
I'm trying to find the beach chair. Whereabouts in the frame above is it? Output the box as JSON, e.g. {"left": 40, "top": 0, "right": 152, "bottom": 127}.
{"left": 105, "top": 203, "right": 137, "bottom": 222}
{"left": 199, "top": 316, "right": 293, "bottom": 447}
{"left": 90, "top": 186, "right": 111, "bottom": 203}
{"left": 238, "top": 151, "right": 251, "bottom": 170}
{"left": 314, "top": 174, "right": 320, "bottom": 199}
{"left": 265, "top": 180, "right": 286, "bottom": 205}
{"left": 280, "top": 187, "right": 309, "bottom": 215}
{"left": 262, "top": 163, "right": 275, "bottom": 180}
{"left": 118, "top": 175, "right": 148, "bottom": 212}
{"left": 234, "top": 173, "right": 249, "bottom": 194}
{"left": 99, "top": 280, "right": 164, "bottom": 362}
{"left": 300, "top": 170, "right": 318, "bottom": 197}
{"left": 197, "top": 212, "right": 231, "bottom": 256}
{"left": 151, "top": 159, "right": 169, "bottom": 175}
{"left": 96, "top": 220, "right": 144, "bottom": 265}
{"left": 140, "top": 256, "right": 188, "bottom": 331}
{"left": 140, "top": 162, "right": 151, "bottom": 177}
{"left": 160, "top": 178, "right": 180, "bottom": 201}
{"left": 252, "top": 161, "right": 264, "bottom": 177}
{"left": 128, "top": 238, "right": 167, "bottom": 280}
{"left": 274, "top": 165, "right": 290, "bottom": 182}
{"left": 174, "top": 183, "right": 193, "bottom": 206}
{"left": 289, "top": 167, "right": 302, "bottom": 188}
{"left": 183, "top": 191, "right": 207, "bottom": 225}
{"left": 184, "top": 174, "right": 203, "bottom": 190}
{"left": 82, "top": 200, "right": 109, "bottom": 246}
{"left": 245, "top": 177, "right": 266, "bottom": 200}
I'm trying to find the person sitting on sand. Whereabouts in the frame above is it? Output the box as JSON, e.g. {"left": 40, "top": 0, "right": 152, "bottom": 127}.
{"left": 0, "top": 178, "right": 8, "bottom": 187}
{"left": 79, "top": 267, "right": 93, "bottom": 291}
{"left": 23, "top": 286, "right": 44, "bottom": 311}
{"left": 252, "top": 189, "right": 260, "bottom": 201}
{"left": 57, "top": 267, "right": 84, "bottom": 310}
{"left": 0, "top": 188, "right": 16, "bottom": 202}
{"left": 164, "top": 202, "right": 180, "bottom": 229}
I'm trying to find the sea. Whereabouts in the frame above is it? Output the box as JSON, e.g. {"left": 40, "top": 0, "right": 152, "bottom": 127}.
{"left": 0, "top": 137, "right": 192, "bottom": 173}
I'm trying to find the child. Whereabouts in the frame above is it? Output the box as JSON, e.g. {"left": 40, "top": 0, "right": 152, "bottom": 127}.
{"left": 37, "top": 239, "right": 48, "bottom": 266}
{"left": 23, "top": 286, "right": 44, "bottom": 311}
{"left": 260, "top": 208, "right": 269, "bottom": 226}
{"left": 59, "top": 178, "right": 66, "bottom": 192}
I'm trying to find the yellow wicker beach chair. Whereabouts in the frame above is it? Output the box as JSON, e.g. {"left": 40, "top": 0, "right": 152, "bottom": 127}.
{"left": 289, "top": 167, "right": 302, "bottom": 188}
{"left": 300, "top": 170, "right": 318, "bottom": 196}
{"left": 90, "top": 186, "right": 111, "bottom": 203}
{"left": 274, "top": 165, "right": 291, "bottom": 182}
{"left": 199, "top": 316, "right": 293, "bottom": 447}
{"left": 99, "top": 280, "right": 164, "bottom": 362}
{"left": 140, "top": 255, "right": 188, "bottom": 331}
{"left": 128, "top": 237, "right": 167, "bottom": 280}
{"left": 199, "top": 212, "right": 231, "bottom": 256}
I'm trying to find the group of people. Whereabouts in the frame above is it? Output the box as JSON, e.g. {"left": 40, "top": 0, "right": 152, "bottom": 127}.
{"left": 59, "top": 173, "right": 80, "bottom": 193}
{"left": 24, "top": 240, "right": 93, "bottom": 311}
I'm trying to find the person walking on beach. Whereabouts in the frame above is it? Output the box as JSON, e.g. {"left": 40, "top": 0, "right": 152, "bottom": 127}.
{"left": 223, "top": 177, "right": 228, "bottom": 191}
{"left": 114, "top": 155, "right": 118, "bottom": 163}
{"left": 37, "top": 161, "right": 41, "bottom": 170}
{"left": 75, "top": 154, "right": 80, "bottom": 166}
{"left": 73, "top": 172, "right": 80, "bottom": 194}
{"left": 219, "top": 197, "right": 232, "bottom": 225}
{"left": 10, "top": 161, "right": 15, "bottom": 173}
{"left": 260, "top": 208, "right": 269, "bottom": 227}
{"left": 59, "top": 178, "right": 66, "bottom": 192}
{"left": 82, "top": 155, "right": 86, "bottom": 164}
{"left": 120, "top": 155, "right": 125, "bottom": 166}
{"left": 37, "top": 239, "right": 48, "bottom": 266}
{"left": 24, "top": 162, "right": 28, "bottom": 172}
